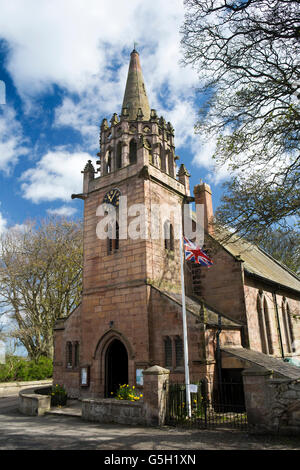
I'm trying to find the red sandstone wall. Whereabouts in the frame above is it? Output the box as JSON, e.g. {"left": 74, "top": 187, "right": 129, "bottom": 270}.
{"left": 144, "top": 179, "right": 183, "bottom": 291}
{"left": 244, "top": 276, "right": 300, "bottom": 359}
{"left": 188, "top": 243, "right": 247, "bottom": 324}
{"left": 53, "top": 304, "right": 82, "bottom": 397}
{"left": 149, "top": 287, "right": 216, "bottom": 383}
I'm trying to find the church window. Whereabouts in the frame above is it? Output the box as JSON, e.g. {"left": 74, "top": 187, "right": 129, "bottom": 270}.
{"left": 164, "top": 336, "right": 184, "bottom": 369}
{"left": 164, "top": 221, "right": 174, "bottom": 251}
{"left": 287, "top": 303, "right": 295, "bottom": 352}
{"left": 66, "top": 342, "right": 73, "bottom": 368}
{"left": 116, "top": 141, "right": 122, "bottom": 169}
{"left": 264, "top": 297, "right": 274, "bottom": 355}
{"left": 175, "top": 337, "right": 184, "bottom": 368}
{"left": 168, "top": 152, "right": 174, "bottom": 177}
{"left": 129, "top": 139, "right": 137, "bottom": 164}
{"left": 74, "top": 342, "right": 80, "bottom": 368}
{"left": 107, "top": 151, "right": 112, "bottom": 174}
{"left": 107, "top": 221, "right": 119, "bottom": 254}
{"left": 282, "top": 301, "right": 292, "bottom": 354}
{"left": 164, "top": 337, "right": 172, "bottom": 368}
{"left": 257, "top": 294, "right": 268, "bottom": 354}
{"left": 159, "top": 145, "right": 166, "bottom": 172}
{"left": 146, "top": 140, "right": 153, "bottom": 164}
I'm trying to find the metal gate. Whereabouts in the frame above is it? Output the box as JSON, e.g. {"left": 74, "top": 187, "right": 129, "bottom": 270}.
{"left": 166, "top": 378, "right": 247, "bottom": 429}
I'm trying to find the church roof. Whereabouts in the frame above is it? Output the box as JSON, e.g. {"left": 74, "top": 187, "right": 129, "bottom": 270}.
{"left": 222, "top": 346, "right": 300, "bottom": 379}
{"left": 150, "top": 285, "right": 243, "bottom": 328}
{"left": 122, "top": 49, "right": 151, "bottom": 121}
{"left": 190, "top": 209, "right": 300, "bottom": 293}
{"left": 213, "top": 231, "right": 300, "bottom": 293}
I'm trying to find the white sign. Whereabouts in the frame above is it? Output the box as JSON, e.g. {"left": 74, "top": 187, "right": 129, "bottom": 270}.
{"left": 136, "top": 369, "right": 144, "bottom": 386}
{"left": 189, "top": 384, "right": 198, "bottom": 393}
{"left": 81, "top": 367, "right": 88, "bottom": 386}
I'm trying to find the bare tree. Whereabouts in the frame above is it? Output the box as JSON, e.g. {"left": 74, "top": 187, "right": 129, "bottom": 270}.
{"left": 181, "top": 0, "right": 300, "bottom": 243}
{"left": 259, "top": 228, "right": 300, "bottom": 274}
{"left": 0, "top": 218, "right": 83, "bottom": 360}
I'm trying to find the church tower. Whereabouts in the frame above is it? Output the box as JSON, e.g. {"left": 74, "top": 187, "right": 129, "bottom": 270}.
{"left": 53, "top": 49, "right": 195, "bottom": 398}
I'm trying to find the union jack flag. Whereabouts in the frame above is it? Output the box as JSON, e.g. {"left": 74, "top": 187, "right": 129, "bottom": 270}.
{"left": 183, "top": 237, "right": 213, "bottom": 267}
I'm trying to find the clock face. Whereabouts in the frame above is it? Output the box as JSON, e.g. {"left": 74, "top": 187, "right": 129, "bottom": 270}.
{"left": 103, "top": 188, "right": 121, "bottom": 207}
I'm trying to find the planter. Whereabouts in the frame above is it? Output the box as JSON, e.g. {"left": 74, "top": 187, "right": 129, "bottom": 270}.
{"left": 51, "top": 393, "right": 68, "bottom": 406}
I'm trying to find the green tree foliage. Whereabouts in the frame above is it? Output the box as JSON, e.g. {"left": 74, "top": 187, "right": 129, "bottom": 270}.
{"left": 0, "top": 217, "right": 83, "bottom": 360}
{"left": 181, "top": 0, "right": 300, "bottom": 242}
{"left": 0, "top": 355, "right": 53, "bottom": 382}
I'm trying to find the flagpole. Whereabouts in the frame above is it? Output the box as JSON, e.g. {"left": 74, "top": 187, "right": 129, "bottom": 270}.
{"left": 179, "top": 221, "right": 192, "bottom": 418}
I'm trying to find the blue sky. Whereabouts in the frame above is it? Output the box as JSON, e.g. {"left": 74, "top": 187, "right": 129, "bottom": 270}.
{"left": 0, "top": 0, "right": 229, "bottom": 233}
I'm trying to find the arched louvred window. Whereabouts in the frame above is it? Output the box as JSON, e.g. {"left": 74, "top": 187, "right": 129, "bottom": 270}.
{"left": 169, "top": 224, "right": 174, "bottom": 251}
{"left": 257, "top": 294, "right": 268, "bottom": 354}
{"left": 159, "top": 144, "right": 166, "bottom": 172}
{"left": 129, "top": 139, "right": 137, "bottom": 164}
{"left": 168, "top": 151, "right": 174, "bottom": 177}
{"left": 282, "top": 301, "right": 292, "bottom": 354}
{"left": 164, "top": 220, "right": 174, "bottom": 251}
{"left": 107, "top": 151, "right": 112, "bottom": 174}
{"left": 146, "top": 140, "right": 153, "bottom": 165}
{"left": 66, "top": 342, "right": 73, "bottom": 368}
{"left": 116, "top": 141, "right": 122, "bottom": 169}
{"left": 264, "top": 297, "right": 274, "bottom": 355}
{"left": 107, "top": 221, "right": 119, "bottom": 254}
{"left": 287, "top": 303, "right": 296, "bottom": 352}
{"left": 164, "top": 337, "right": 172, "bottom": 368}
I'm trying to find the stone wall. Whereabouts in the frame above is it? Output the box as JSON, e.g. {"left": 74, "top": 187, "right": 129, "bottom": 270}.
{"left": 19, "top": 384, "right": 52, "bottom": 416}
{"left": 82, "top": 398, "right": 145, "bottom": 425}
{"left": 82, "top": 365, "right": 170, "bottom": 426}
{"left": 243, "top": 368, "right": 300, "bottom": 435}
{"left": 0, "top": 379, "right": 52, "bottom": 398}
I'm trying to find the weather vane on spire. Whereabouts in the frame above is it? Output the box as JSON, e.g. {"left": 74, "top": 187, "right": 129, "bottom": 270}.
{"left": 133, "top": 41, "right": 138, "bottom": 51}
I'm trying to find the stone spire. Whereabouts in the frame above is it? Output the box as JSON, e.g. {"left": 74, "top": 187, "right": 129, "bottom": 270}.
{"left": 121, "top": 49, "right": 150, "bottom": 121}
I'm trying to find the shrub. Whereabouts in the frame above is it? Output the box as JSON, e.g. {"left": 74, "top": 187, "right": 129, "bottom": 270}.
{"left": 114, "top": 384, "right": 143, "bottom": 402}
{"left": 50, "top": 384, "right": 67, "bottom": 406}
{"left": 0, "top": 355, "right": 53, "bottom": 382}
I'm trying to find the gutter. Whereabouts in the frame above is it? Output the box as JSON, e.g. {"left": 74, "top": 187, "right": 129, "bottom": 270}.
{"left": 244, "top": 269, "right": 300, "bottom": 297}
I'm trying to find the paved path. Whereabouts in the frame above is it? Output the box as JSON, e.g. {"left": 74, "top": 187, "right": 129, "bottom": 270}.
{"left": 0, "top": 396, "right": 299, "bottom": 450}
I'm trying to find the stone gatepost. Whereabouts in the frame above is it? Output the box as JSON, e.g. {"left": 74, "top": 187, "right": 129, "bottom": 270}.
{"left": 143, "top": 365, "right": 170, "bottom": 426}
{"left": 242, "top": 367, "right": 273, "bottom": 433}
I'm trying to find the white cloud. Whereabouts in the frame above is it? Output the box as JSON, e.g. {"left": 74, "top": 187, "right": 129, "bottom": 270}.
{"left": 0, "top": 1, "right": 206, "bottom": 154}
{"left": 0, "top": 1, "right": 192, "bottom": 97}
{"left": 0, "top": 0, "right": 226, "bottom": 192}
{"left": 0, "top": 211, "right": 7, "bottom": 234}
{"left": 47, "top": 205, "right": 77, "bottom": 217}
{"left": 0, "top": 107, "right": 28, "bottom": 173}
{"left": 20, "top": 149, "right": 97, "bottom": 203}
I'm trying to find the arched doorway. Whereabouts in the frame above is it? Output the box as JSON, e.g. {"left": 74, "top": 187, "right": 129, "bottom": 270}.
{"left": 105, "top": 339, "right": 128, "bottom": 397}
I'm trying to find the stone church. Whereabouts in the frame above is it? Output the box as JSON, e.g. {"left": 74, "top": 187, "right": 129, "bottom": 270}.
{"left": 53, "top": 49, "right": 300, "bottom": 399}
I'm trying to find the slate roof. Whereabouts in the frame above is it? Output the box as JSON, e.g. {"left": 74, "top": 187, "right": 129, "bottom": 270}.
{"left": 150, "top": 285, "right": 242, "bottom": 328}
{"left": 190, "top": 209, "right": 300, "bottom": 293}
{"left": 222, "top": 346, "right": 300, "bottom": 379}
{"left": 217, "top": 233, "right": 300, "bottom": 293}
